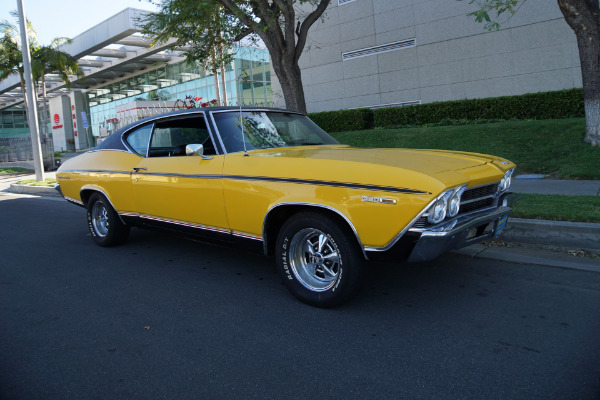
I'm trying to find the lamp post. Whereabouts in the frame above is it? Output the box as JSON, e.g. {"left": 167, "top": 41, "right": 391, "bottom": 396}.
{"left": 16, "top": 0, "right": 44, "bottom": 181}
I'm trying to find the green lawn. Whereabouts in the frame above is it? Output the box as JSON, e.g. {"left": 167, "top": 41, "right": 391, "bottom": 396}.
{"left": 0, "top": 167, "right": 32, "bottom": 175}
{"left": 331, "top": 118, "right": 600, "bottom": 179}
{"left": 512, "top": 194, "right": 600, "bottom": 223}
{"left": 17, "top": 178, "right": 57, "bottom": 187}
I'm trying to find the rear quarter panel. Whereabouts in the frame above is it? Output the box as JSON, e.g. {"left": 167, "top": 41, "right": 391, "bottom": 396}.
{"left": 57, "top": 150, "right": 140, "bottom": 211}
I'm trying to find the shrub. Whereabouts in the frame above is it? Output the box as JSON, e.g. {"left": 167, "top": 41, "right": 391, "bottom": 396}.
{"left": 374, "top": 89, "right": 584, "bottom": 128}
{"left": 308, "top": 108, "right": 373, "bottom": 133}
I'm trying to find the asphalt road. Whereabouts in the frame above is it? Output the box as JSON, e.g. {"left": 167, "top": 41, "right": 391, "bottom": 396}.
{"left": 1, "top": 193, "right": 599, "bottom": 400}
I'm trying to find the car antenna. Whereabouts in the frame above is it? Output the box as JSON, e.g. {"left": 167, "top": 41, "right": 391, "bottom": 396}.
{"left": 240, "top": 101, "right": 249, "bottom": 157}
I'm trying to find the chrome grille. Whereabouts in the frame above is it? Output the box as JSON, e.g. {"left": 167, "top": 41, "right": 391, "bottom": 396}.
{"left": 462, "top": 183, "right": 498, "bottom": 202}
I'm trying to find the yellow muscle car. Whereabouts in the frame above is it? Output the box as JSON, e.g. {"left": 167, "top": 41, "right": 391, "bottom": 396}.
{"left": 56, "top": 107, "right": 515, "bottom": 307}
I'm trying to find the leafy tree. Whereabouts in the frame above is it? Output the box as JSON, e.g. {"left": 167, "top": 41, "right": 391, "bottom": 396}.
{"left": 142, "top": 0, "right": 331, "bottom": 114}
{"left": 141, "top": 2, "right": 241, "bottom": 106}
{"left": 462, "top": 0, "right": 600, "bottom": 146}
{"left": 0, "top": 12, "right": 40, "bottom": 117}
{"left": 0, "top": 13, "right": 83, "bottom": 137}
{"left": 32, "top": 39, "right": 84, "bottom": 136}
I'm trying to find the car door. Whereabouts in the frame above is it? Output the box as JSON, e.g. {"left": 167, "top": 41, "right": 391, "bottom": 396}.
{"left": 127, "top": 114, "right": 229, "bottom": 235}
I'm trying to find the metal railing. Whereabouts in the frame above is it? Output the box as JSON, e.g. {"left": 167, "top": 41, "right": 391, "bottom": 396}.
{"left": 0, "top": 136, "right": 54, "bottom": 168}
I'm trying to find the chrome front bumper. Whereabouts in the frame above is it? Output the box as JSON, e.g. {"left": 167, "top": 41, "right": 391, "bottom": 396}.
{"left": 407, "top": 206, "right": 512, "bottom": 262}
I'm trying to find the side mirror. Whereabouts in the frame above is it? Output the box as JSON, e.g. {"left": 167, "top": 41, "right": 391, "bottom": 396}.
{"left": 185, "top": 144, "right": 213, "bottom": 160}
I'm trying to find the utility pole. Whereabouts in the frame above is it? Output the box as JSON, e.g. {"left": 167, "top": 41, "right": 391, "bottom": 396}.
{"left": 17, "top": 0, "right": 44, "bottom": 181}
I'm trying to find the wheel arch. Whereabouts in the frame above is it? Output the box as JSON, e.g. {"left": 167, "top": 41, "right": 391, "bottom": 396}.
{"left": 262, "top": 203, "right": 368, "bottom": 260}
{"left": 80, "top": 185, "right": 127, "bottom": 225}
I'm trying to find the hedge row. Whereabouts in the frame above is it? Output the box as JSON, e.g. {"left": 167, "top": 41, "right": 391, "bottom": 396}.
{"left": 308, "top": 89, "right": 584, "bottom": 132}
{"left": 308, "top": 108, "right": 373, "bottom": 133}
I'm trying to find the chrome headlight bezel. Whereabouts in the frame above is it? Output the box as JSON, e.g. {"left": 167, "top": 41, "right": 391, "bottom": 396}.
{"left": 427, "top": 189, "right": 454, "bottom": 224}
{"left": 499, "top": 168, "right": 515, "bottom": 192}
{"left": 448, "top": 185, "right": 467, "bottom": 217}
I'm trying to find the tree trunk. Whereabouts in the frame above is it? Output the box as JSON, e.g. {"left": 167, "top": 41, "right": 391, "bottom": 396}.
{"left": 211, "top": 49, "right": 222, "bottom": 105}
{"left": 271, "top": 56, "right": 307, "bottom": 114}
{"left": 558, "top": 0, "right": 600, "bottom": 146}
{"left": 220, "top": 64, "right": 227, "bottom": 106}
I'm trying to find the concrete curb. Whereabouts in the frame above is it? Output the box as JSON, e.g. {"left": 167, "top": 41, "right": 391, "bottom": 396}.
{"left": 9, "top": 183, "right": 61, "bottom": 197}
{"left": 455, "top": 244, "right": 600, "bottom": 273}
{"left": 503, "top": 218, "right": 600, "bottom": 250}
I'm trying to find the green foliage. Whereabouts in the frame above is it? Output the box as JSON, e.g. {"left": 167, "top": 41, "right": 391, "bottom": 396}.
{"left": 512, "top": 194, "right": 600, "bottom": 223}
{"left": 373, "top": 89, "right": 584, "bottom": 128}
{"left": 308, "top": 108, "right": 373, "bottom": 133}
{"left": 140, "top": 0, "right": 247, "bottom": 71}
{"left": 0, "top": 167, "right": 31, "bottom": 175}
{"left": 459, "top": 0, "right": 523, "bottom": 31}
{"left": 331, "top": 118, "right": 600, "bottom": 179}
{"left": 17, "top": 177, "right": 57, "bottom": 186}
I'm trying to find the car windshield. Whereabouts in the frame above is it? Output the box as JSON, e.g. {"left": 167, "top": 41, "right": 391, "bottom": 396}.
{"left": 212, "top": 111, "right": 339, "bottom": 153}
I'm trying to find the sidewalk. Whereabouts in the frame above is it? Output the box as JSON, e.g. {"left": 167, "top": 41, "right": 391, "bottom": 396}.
{"left": 0, "top": 171, "right": 58, "bottom": 196}
{"left": 511, "top": 175, "right": 600, "bottom": 196}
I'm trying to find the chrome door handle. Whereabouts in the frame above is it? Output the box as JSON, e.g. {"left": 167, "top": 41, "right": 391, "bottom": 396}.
{"left": 132, "top": 167, "right": 147, "bottom": 172}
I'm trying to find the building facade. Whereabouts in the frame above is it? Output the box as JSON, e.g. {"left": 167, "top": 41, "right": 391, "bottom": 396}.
{"left": 0, "top": 8, "right": 273, "bottom": 153}
{"left": 271, "top": 0, "right": 581, "bottom": 112}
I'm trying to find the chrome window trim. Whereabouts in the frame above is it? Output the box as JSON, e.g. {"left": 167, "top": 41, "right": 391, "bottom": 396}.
{"left": 85, "top": 149, "right": 134, "bottom": 155}
{"left": 147, "top": 112, "right": 221, "bottom": 157}
{"left": 262, "top": 202, "right": 368, "bottom": 260}
{"left": 208, "top": 109, "right": 305, "bottom": 155}
{"left": 121, "top": 122, "right": 155, "bottom": 157}
{"left": 119, "top": 110, "right": 222, "bottom": 157}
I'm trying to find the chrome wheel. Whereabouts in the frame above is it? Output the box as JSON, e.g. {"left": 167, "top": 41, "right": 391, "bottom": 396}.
{"left": 91, "top": 201, "right": 109, "bottom": 237}
{"left": 289, "top": 228, "right": 341, "bottom": 292}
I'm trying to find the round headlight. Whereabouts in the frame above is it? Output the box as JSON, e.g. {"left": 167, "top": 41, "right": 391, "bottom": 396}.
{"left": 448, "top": 186, "right": 467, "bottom": 217}
{"left": 499, "top": 169, "right": 514, "bottom": 192}
{"left": 448, "top": 195, "right": 460, "bottom": 217}
{"left": 427, "top": 190, "right": 452, "bottom": 224}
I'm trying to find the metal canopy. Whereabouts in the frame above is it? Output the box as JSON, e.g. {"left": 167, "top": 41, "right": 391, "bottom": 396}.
{"left": 0, "top": 8, "right": 185, "bottom": 110}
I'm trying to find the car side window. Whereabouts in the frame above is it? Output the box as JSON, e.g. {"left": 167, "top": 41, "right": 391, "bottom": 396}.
{"left": 125, "top": 124, "right": 153, "bottom": 156}
{"left": 149, "top": 116, "right": 216, "bottom": 157}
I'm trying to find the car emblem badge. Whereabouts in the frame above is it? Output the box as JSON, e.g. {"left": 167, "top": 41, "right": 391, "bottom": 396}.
{"left": 362, "top": 196, "right": 397, "bottom": 205}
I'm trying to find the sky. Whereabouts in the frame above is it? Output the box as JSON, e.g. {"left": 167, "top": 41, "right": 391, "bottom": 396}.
{"left": 0, "top": 0, "right": 159, "bottom": 45}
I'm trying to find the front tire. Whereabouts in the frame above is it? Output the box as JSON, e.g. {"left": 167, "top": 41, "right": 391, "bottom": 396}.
{"left": 86, "top": 192, "right": 130, "bottom": 247}
{"left": 276, "top": 212, "right": 365, "bottom": 307}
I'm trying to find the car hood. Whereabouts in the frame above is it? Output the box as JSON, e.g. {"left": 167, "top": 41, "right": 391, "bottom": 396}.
{"left": 252, "top": 145, "right": 498, "bottom": 175}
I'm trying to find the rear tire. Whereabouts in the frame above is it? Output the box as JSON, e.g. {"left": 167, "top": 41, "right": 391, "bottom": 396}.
{"left": 275, "top": 211, "right": 365, "bottom": 307}
{"left": 86, "top": 192, "right": 130, "bottom": 247}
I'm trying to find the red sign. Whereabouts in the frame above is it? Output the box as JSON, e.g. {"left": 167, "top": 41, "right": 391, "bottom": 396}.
{"left": 53, "top": 114, "right": 60, "bottom": 124}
